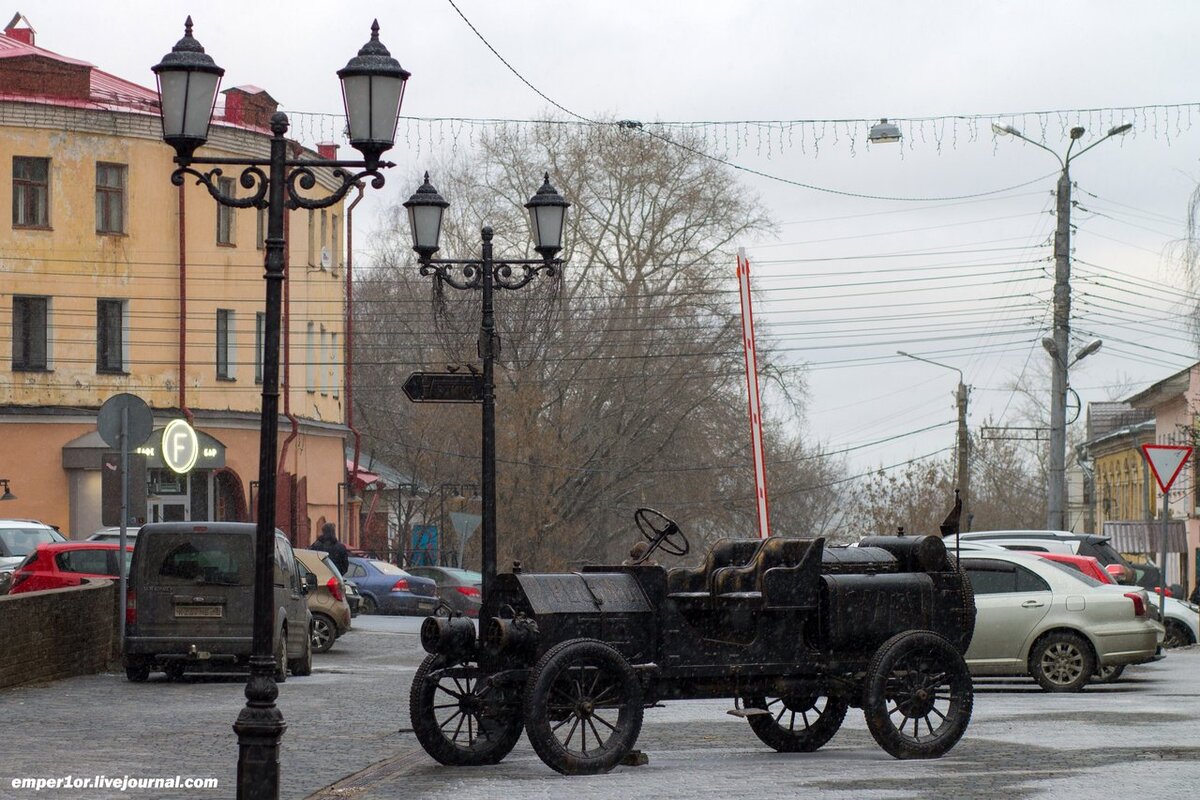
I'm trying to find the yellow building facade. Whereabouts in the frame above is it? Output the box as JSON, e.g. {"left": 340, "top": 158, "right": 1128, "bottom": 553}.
{"left": 0, "top": 23, "right": 351, "bottom": 544}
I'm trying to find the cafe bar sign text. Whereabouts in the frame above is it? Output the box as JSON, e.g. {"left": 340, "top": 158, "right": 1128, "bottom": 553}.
{"left": 134, "top": 420, "right": 226, "bottom": 474}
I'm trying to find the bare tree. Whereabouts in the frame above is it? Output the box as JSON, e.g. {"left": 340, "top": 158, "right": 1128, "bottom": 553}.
{"left": 353, "top": 120, "right": 841, "bottom": 569}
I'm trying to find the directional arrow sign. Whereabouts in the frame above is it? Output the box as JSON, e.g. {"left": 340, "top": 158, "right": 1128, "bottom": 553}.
{"left": 403, "top": 371, "right": 484, "bottom": 403}
{"left": 1141, "top": 444, "right": 1193, "bottom": 493}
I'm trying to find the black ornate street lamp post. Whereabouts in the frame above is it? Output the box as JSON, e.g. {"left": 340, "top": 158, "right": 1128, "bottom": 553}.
{"left": 403, "top": 174, "right": 568, "bottom": 601}
{"left": 153, "top": 18, "right": 408, "bottom": 800}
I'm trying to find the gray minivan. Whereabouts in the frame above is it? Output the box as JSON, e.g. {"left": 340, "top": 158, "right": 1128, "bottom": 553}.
{"left": 124, "top": 522, "right": 313, "bottom": 682}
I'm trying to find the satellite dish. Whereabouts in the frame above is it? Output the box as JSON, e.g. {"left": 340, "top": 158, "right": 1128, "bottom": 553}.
{"left": 320, "top": 247, "right": 332, "bottom": 269}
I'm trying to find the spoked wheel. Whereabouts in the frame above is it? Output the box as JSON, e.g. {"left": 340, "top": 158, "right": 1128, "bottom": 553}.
{"left": 862, "top": 630, "right": 973, "bottom": 759}
{"left": 524, "top": 639, "right": 644, "bottom": 775}
{"left": 1094, "top": 664, "right": 1125, "bottom": 683}
{"left": 310, "top": 614, "right": 336, "bottom": 654}
{"left": 410, "top": 655, "right": 524, "bottom": 766}
{"left": 741, "top": 693, "right": 847, "bottom": 752}
{"left": 1029, "top": 631, "right": 1094, "bottom": 692}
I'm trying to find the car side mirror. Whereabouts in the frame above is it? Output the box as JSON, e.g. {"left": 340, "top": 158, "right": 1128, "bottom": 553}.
{"left": 304, "top": 572, "right": 318, "bottom": 593}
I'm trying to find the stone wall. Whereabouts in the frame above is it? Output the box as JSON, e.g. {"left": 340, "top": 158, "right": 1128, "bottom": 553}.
{"left": 0, "top": 580, "right": 119, "bottom": 690}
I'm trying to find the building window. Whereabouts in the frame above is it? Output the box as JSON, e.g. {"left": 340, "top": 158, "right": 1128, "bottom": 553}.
{"left": 256, "top": 207, "right": 266, "bottom": 250}
{"left": 217, "top": 308, "right": 235, "bottom": 380}
{"left": 12, "top": 295, "right": 48, "bottom": 371}
{"left": 12, "top": 156, "right": 49, "bottom": 228}
{"left": 305, "top": 321, "right": 315, "bottom": 392}
{"left": 217, "top": 177, "right": 235, "bottom": 244}
{"left": 254, "top": 311, "right": 265, "bottom": 384}
{"left": 96, "top": 298, "right": 126, "bottom": 373}
{"left": 95, "top": 163, "right": 126, "bottom": 234}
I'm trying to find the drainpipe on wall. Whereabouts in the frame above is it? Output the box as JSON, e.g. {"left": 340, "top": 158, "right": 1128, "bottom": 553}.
{"left": 276, "top": 144, "right": 301, "bottom": 541}
{"left": 345, "top": 182, "right": 366, "bottom": 548}
{"left": 177, "top": 184, "right": 193, "bottom": 427}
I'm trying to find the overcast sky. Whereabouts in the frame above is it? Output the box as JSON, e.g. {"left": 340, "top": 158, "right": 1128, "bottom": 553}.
{"left": 24, "top": 0, "right": 1200, "bottom": 485}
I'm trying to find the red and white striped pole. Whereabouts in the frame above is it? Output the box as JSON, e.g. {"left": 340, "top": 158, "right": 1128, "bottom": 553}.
{"left": 737, "top": 248, "right": 771, "bottom": 538}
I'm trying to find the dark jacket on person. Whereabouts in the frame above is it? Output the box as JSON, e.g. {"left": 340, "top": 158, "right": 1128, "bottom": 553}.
{"left": 312, "top": 531, "right": 350, "bottom": 574}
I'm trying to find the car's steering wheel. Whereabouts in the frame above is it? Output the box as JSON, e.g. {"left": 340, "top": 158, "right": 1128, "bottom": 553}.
{"left": 633, "top": 508, "right": 690, "bottom": 560}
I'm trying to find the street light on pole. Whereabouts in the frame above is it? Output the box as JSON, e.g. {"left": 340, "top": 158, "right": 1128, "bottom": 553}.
{"left": 403, "top": 173, "right": 569, "bottom": 603}
{"left": 897, "top": 351, "right": 970, "bottom": 526}
{"left": 153, "top": 18, "right": 408, "bottom": 799}
{"left": 993, "top": 120, "right": 1130, "bottom": 531}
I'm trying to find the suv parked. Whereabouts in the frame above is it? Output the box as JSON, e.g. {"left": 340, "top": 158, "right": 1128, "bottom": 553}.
{"left": 124, "top": 522, "right": 313, "bottom": 682}
{"left": 0, "top": 519, "right": 67, "bottom": 572}
{"left": 945, "top": 530, "right": 1138, "bottom": 584}
{"left": 294, "top": 548, "right": 352, "bottom": 653}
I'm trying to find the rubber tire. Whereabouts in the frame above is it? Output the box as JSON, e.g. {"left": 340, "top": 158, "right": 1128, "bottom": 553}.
{"left": 523, "top": 638, "right": 644, "bottom": 775}
{"left": 361, "top": 595, "right": 378, "bottom": 615}
{"left": 862, "top": 630, "right": 974, "bottom": 759}
{"left": 125, "top": 662, "right": 151, "bottom": 683}
{"left": 742, "top": 694, "right": 848, "bottom": 752}
{"left": 274, "top": 629, "right": 288, "bottom": 683}
{"left": 1029, "top": 631, "right": 1094, "bottom": 692}
{"left": 311, "top": 613, "right": 336, "bottom": 653}
{"left": 1095, "top": 664, "right": 1125, "bottom": 683}
{"left": 1163, "top": 619, "right": 1195, "bottom": 649}
{"left": 290, "top": 622, "right": 314, "bottom": 676}
{"left": 409, "top": 654, "right": 524, "bottom": 766}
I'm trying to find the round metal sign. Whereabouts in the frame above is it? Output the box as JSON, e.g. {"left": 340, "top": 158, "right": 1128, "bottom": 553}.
{"left": 161, "top": 419, "right": 200, "bottom": 474}
{"left": 97, "top": 393, "right": 154, "bottom": 449}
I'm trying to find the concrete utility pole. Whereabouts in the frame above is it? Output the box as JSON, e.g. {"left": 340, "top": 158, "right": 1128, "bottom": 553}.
{"left": 898, "top": 351, "right": 970, "bottom": 524}
{"left": 993, "top": 121, "right": 1130, "bottom": 531}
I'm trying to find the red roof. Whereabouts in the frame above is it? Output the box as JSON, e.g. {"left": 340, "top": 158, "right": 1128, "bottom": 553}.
{"left": 0, "top": 30, "right": 158, "bottom": 113}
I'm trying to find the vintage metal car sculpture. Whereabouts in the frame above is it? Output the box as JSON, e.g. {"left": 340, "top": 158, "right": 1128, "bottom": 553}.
{"left": 410, "top": 508, "right": 976, "bottom": 775}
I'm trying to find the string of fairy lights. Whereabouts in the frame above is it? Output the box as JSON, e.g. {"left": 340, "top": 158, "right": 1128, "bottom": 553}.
{"left": 278, "top": 103, "right": 1200, "bottom": 165}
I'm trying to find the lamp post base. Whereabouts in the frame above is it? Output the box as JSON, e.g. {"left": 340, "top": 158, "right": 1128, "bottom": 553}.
{"left": 233, "top": 658, "right": 286, "bottom": 799}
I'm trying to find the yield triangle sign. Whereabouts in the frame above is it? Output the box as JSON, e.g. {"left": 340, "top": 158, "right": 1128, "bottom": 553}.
{"left": 1141, "top": 444, "right": 1193, "bottom": 493}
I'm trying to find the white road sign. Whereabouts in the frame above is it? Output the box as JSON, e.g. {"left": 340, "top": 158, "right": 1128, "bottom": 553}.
{"left": 1141, "top": 444, "right": 1192, "bottom": 493}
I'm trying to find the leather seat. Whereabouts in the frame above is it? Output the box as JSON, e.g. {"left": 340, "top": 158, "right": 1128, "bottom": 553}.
{"left": 713, "top": 536, "right": 823, "bottom": 606}
{"left": 666, "top": 538, "right": 761, "bottom": 602}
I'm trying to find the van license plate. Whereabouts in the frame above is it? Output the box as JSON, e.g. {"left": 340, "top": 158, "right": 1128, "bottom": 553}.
{"left": 175, "top": 605, "right": 223, "bottom": 618}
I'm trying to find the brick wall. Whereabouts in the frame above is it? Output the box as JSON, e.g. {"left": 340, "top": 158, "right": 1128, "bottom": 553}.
{"left": 0, "top": 580, "right": 119, "bottom": 690}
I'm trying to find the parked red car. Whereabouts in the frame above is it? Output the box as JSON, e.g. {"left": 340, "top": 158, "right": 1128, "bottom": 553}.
{"left": 1035, "top": 552, "right": 1113, "bottom": 583}
{"left": 8, "top": 542, "right": 133, "bottom": 594}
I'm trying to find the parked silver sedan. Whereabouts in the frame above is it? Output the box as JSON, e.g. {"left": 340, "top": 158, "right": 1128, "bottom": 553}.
{"left": 960, "top": 550, "right": 1161, "bottom": 692}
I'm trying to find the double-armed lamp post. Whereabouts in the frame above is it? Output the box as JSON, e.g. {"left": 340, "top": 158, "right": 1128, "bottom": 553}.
{"left": 993, "top": 121, "right": 1129, "bottom": 530}
{"left": 402, "top": 173, "right": 569, "bottom": 601}
{"left": 153, "top": 18, "right": 409, "bottom": 799}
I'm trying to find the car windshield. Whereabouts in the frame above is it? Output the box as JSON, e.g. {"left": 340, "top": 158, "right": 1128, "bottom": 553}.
{"left": 1040, "top": 559, "right": 1104, "bottom": 587}
{"left": 369, "top": 560, "right": 407, "bottom": 575}
{"left": 144, "top": 533, "right": 254, "bottom": 586}
{"left": 0, "top": 527, "right": 61, "bottom": 556}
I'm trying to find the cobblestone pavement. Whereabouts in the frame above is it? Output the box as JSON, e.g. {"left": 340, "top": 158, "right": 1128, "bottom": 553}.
{"left": 2, "top": 618, "right": 1197, "bottom": 800}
